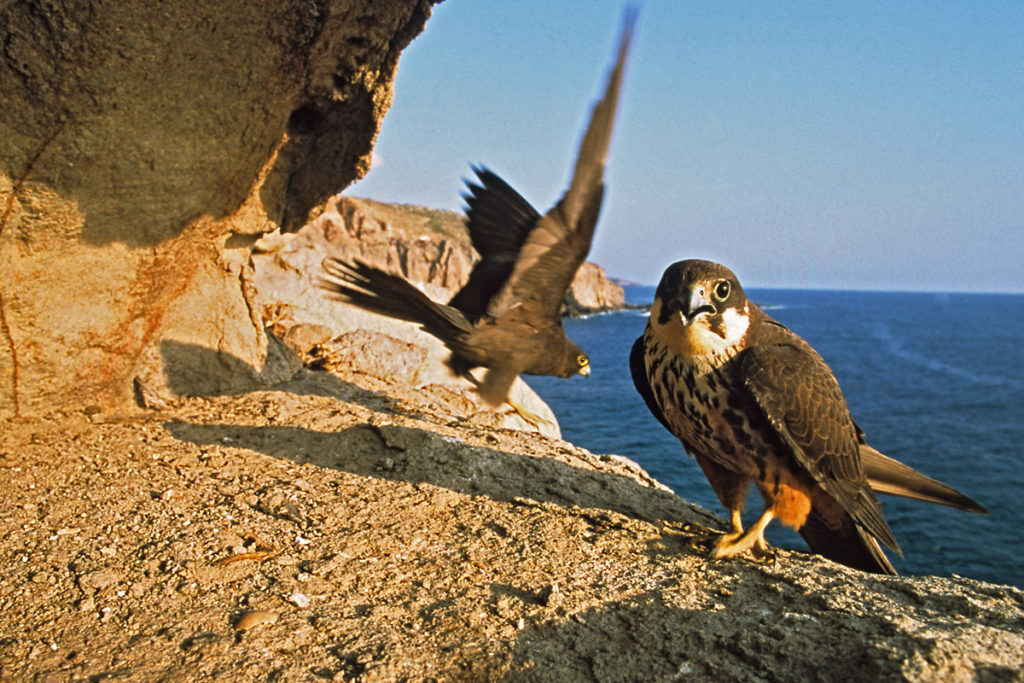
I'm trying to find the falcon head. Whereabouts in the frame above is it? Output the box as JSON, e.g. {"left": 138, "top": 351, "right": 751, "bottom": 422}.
{"left": 649, "top": 259, "right": 750, "bottom": 359}
{"left": 560, "top": 341, "right": 591, "bottom": 378}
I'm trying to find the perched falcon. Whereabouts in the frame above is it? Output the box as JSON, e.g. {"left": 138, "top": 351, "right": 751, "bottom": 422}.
{"left": 631, "top": 259, "right": 986, "bottom": 574}
{"left": 322, "top": 11, "right": 634, "bottom": 408}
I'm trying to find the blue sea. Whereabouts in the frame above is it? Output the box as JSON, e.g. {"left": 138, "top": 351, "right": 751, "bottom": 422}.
{"left": 525, "top": 286, "right": 1024, "bottom": 587}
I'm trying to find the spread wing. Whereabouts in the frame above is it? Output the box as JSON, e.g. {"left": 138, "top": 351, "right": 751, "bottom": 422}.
{"left": 449, "top": 167, "right": 541, "bottom": 320}
{"left": 735, "top": 343, "right": 901, "bottom": 555}
{"left": 321, "top": 258, "right": 473, "bottom": 348}
{"left": 461, "top": 167, "right": 541, "bottom": 259}
{"left": 629, "top": 335, "right": 672, "bottom": 433}
{"left": 486, "top": 10, "right": 634, "bottom": 323}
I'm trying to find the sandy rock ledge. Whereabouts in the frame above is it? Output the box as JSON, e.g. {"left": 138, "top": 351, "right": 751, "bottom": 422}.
{"left": 1, "top": 367, "right": 1021, "bottom": 681}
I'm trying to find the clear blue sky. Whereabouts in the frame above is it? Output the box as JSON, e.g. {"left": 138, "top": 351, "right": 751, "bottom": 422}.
{"left": 350, "top": 1, "right": 1024, "bottom": 293}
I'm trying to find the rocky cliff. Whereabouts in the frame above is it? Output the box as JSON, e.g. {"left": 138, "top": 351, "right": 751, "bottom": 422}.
{"left": 314, "top": 194, "right": 627, "bottom": 316}
{"left": 5, "top": 185, "right": 1020, "bottom": 679}
{"left": 564, "top": 262, "right": 629, "bottom": 316}
{"left": 2, "top": 367, "right": 1022, "bottom": 681}
{"left": 0, "top": 0, "right": 437, "bottom": 419}
{"left": 2, "top": 3, "right": 1022, "bottom": 680}
{"left": 0, "top": 0, "right": 621, "bottom": 421}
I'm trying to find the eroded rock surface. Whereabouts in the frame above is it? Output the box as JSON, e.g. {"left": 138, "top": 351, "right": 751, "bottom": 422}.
{"left": 0, "top": 0, "right": 436, "bottom": 418}
{"left": 306, "top": 194, "right": 627, "bottom": 315}
{"left": 1, "top": 378, "right": 1020, "bottom": 681}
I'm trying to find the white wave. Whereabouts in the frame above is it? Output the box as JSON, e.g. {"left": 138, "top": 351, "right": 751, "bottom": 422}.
{"left": 873, "top": 325, "right": 1024, "bottom": 391}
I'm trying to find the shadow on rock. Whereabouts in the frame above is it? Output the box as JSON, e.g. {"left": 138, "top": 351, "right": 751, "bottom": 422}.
{"left": 160, "top": 338, "right": 301, "bottom": 400}
{"left": 499, "top": 589, "right": 904, "bottom": 682}
{"left": 495, "top": 552, "right": 1024, "bottom": 682}
{"left": 163, "top": 420, "right": 720, "bottom": 533}
{"left": 158, "top": 338, "right": 427, "bottom": 418}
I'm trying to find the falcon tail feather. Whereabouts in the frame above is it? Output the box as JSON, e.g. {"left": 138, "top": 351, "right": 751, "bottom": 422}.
{"left": 320, "top": 258, "right": 472, "bottom": 343}
{"left": 798, "top": 508, "right": 898, "bottom": 575}
{"left": 860, "top": 445, "right": 988, "bottom": 514}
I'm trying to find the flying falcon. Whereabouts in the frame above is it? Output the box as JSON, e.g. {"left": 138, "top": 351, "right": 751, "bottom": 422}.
{"left": 630, "top": 259, "right": 987, "bottom": 574}
{"left": 322, "top": 11, "right": 634, "bottom": 410}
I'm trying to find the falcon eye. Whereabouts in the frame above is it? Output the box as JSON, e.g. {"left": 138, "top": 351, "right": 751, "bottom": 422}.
{"left": 578, "top": 354, "right": 589, "bottom": 367}
{"left": 713, "top": 280, "right": 731, "bottom": 302}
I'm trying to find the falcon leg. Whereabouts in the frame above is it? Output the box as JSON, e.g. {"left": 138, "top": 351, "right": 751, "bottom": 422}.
{"left": 728, "top": 509, "right": 743, "bottom": 535}
{"left": 456, "top": 366, "right": 551, "bottom": 430}
{"left": 703, "top": 508, "right": 743, "bottom": 538}
{"left": 506, "top": 397, "right": 551, "bottom": 430}
{"left": 711, "top": 509, "right": 775, "bottom": 561}
{"left": 694, "top": 509, "right": 742, "bottom": 547}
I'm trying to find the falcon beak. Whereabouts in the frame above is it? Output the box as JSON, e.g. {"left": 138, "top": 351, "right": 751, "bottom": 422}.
{"left": 579, "top": 364, "right": 591, "bottom": 378}
{"left": 679, "top": 287, "right": 716, "bottom": 326}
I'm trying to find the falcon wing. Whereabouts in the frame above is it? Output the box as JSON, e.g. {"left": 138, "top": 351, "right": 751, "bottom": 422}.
{"left": 461, "top": 167, "right": 541, "bottom": 259}
{"left": 629, "top": 335, "right": 672, "bottom": 432}
{"left": 798, "top": 507, "right": 897, "bottom": 574}
{"left": 487, "top": 11, "right": 634, "bottom": 322}
{"left": 859, "top": 443, "right": 988, "bottom": 513}
{"left": 736, "top": 343, "right": 901, "bottom": 555}
{"left": 449, "top": 168, "right": 541, "bottom": 320}
{"left": 321, "top": 258, "right": 473, "bottom": 347}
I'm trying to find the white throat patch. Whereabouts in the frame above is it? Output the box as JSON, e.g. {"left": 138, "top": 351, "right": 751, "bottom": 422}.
{"left": 717, "top": 305, "right": 751, "bottom": 347}
{"left": 687, "top": 304, "right": 749, "bottom": 359}
{"left": 649, "top": 300, "right": 750, "bottom": 363}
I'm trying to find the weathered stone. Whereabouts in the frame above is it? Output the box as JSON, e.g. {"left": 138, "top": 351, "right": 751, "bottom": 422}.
{"left": 564, "top": 261, "right": 627, "bottom": 315}
{"left": 301, "top": 194, "right": 627, "bottom": 315}
{"left": 2, "top": 387, "right": 1021, "bottom": 680}
{"left": 0, "top": 0, "right": 437, "bottom": 418}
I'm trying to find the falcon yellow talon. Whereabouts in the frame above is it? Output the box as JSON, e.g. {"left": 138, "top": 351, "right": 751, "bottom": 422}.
{"left": 710, "top": 511, "right": 773, "bottom": 561}
{"left": 506, "top": 399, "right": 550, "bottom": 430}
